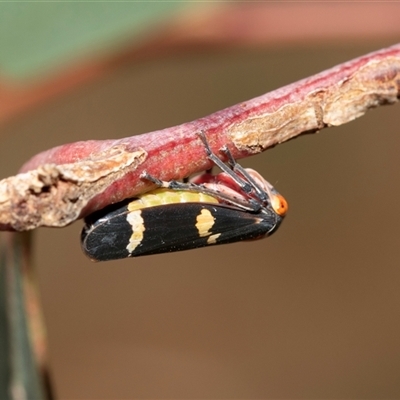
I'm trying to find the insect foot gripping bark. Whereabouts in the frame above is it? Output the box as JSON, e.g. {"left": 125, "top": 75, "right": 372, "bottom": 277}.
{"left": 81, "top": 132, "right": 288, "bottom": 262}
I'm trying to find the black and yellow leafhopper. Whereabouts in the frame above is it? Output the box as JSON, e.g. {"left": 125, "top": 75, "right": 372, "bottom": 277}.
{"left": 81, "top": 132, "right": 288, "bottom": 261}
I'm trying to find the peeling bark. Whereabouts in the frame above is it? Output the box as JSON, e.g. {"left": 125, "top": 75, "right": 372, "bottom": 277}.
{"left": 0, "top": 146, "right": 146, "bottom": 230}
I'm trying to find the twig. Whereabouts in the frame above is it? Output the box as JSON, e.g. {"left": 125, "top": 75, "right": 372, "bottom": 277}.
{"left": 1, "top": 43, "right": 399, "bottom": 231}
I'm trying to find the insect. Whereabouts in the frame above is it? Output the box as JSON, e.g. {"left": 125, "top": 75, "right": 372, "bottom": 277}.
{"left": 81, "top": 132, "right": 288, "bottom": 262}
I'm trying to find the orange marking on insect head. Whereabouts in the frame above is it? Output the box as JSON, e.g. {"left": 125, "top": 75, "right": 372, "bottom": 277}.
{"left": 271, "top": 194, "right": 288, "bottom": 216}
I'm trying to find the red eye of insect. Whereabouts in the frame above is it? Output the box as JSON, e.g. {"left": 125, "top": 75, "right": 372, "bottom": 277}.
{"left": 271, "top": 194, "right": 288, "bottom": 216}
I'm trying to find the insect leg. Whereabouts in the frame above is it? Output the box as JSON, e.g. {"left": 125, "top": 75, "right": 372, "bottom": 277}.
{"left": 140, "top": 171, "right": 261, "bottom": 212}
{"left": 196, "top": 131, "right": 253, "bottom": 195}
{"left": 220, "top": 146, "right": 269, "bottom": 203}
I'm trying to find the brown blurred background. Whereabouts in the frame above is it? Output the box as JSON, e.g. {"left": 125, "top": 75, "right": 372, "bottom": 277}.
{"left": 0, "top": 3, "right": 400, "bottom": 399}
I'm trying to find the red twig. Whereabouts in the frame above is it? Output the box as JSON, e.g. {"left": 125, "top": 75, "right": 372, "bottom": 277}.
{"left": 1, "top": 43, "right": 399, "bottom": 231}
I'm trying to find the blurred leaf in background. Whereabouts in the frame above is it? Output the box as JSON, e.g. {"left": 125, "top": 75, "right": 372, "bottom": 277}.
{"left": 0, "top": 2, "right": 188, "bottom": 82}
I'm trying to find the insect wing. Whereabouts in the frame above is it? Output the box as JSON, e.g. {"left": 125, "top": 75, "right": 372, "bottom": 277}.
{"left": 81, "top": 202, "right": 280, "bottom": 261}
{"left": 81, "top": 201, "right": 133, "bottom": 261}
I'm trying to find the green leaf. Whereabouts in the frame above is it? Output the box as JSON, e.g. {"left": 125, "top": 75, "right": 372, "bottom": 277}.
{"left": 0, "top": 2, "right": 188, "bottom": 80}
{"left": 0, "top": 232, "right": 47, "bottom": 400}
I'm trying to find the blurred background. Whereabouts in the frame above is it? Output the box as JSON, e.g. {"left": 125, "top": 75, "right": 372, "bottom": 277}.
{"left": 0, "top": 3, "right": 400, "bottom": 399}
